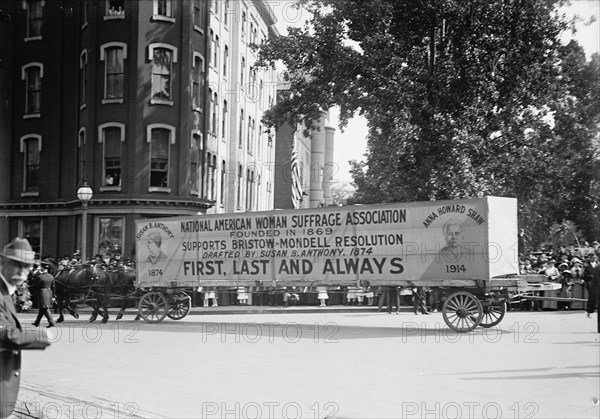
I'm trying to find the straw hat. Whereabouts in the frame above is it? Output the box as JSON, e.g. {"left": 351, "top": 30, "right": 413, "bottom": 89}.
{"left": 2, "top": 237, "right": 36, "bottom": 265}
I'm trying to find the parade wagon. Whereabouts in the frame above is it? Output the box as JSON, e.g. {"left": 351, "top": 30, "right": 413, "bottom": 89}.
{"left": 133, "top": 196, "right": 534, "bottom": 331}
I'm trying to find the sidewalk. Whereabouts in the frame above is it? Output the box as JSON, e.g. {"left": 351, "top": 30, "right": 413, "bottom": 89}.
{"left": 76, "top": 304, "right": 415, "bottom": 316}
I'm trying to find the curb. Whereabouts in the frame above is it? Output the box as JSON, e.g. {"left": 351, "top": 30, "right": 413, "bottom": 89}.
{"left": 73, "top": 306, "right": 416, "bottom": 316}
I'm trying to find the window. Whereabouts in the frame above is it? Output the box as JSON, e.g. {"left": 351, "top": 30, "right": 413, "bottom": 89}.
{"left": 258, "top": 124, "right": 262, "bottom": 151}
{"left": 81, "top": 0, "right": 89, "bottom": 28}
{"left": 240, "top": 56, "right": 245, "bottom": 85}
{"left": 220, "top": 160, "right": 226, "bottom": 205}
{"left": 224, "top": 0, "right": 229, "bottom": 25}
{"left": 210, "top": 30, "right": 215, "bottom": 67}
{"left": 105, "top": 0, "right": 125, "bottom": 18}
{"left": 193, "top": 0, "right": 204, "bottom": 32}
{"left": 149, "top": 44, "right": 178, "bottom": 104}
{"left": 214, "top": 35, "right": 219, "bottom": 70}
{"left": 208, "top": 88, "right": 214, "bottom": 132}
{"left": 209, "top": 155, "right": 216, "bottom": 201}
{"left": 80, "top": 51, "right": 88, "bottom": 107}
{"left": 20, "top": 135, "right": 40, "bottom": 194}
{"left": 212, "top": 92, "right": 218, "bottom": 137}
{"left": 223, "top": 45, "right": 229, "bottom": 77}
{"left": 247, "top": 116, "right": 252, "bottom": 153}
{"left": 248, "top": 67, "right": 258, "bottom": 101}
{"left": 154, "top": 0, "right": 173, "bottom": 18}
{"left": 241, "top": 10, "right": 246, "bottom": 41}
{"left": 25, "top": 0, "right": 43, "bottom": 40}
{"left": 222, "top": 100, "right": 228, "bottom": 139}
{"left": 212, "top": 0, "right": 219, "bottom": 17}
{"left": 238, "top": 109, "right": 244, "bottom": 148}
{"left": 99, "top": 124, "right": 124, "bottom": 190}
{"left": 22, "top": 63, "right": 42, "bottom": 116}
{"left": 190, "top": 132, "right": 201, "bottom": 194}
{"left": 256, "top": 174, "right": 261, "bottom": 210}
{"left": 192, "top": 53, "right": 204, "bottom": 111}
{"left": 237, "top": 163, "right": 242, "bottom": 210}
{"left": 100, "top": 43, "right": 127, "bottom": 102}
{"left": 78, "top": 128, "right": 86, "bottom": 180}
{"left": 147, "top": 124, "right": 175, "bottom": 189}
{"left": 204, "top": 152, "right": 211, "bottom": 199}
{"left": 245, "top": 168, "right": 254, "bottom": 211}
{"left": 97, "top": 217, "right": 123, "bottom": 258}
{"left": 250, "top": 21, "right": 258, "bottom": 45}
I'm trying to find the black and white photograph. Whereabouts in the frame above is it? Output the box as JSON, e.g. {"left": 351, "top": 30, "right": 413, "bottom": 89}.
{"left": 0, "top": 0, "right": 599, "bottom": 418}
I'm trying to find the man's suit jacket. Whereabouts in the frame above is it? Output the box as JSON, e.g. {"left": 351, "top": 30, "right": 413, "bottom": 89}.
{"left": 0, "top": 280, "right": 50, "bottom": 418}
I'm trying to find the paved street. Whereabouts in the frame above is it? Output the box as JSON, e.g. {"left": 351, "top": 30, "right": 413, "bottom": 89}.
{"left": 11, "top": 309, "right": 600, "bottom": 419}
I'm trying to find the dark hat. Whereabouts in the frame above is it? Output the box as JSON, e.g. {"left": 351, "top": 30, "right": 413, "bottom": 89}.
{"left": 562, "top": 269, "right": 572, "bottom": 276}
{"left": 2, "top": 237, "right": 36, "bottom": 265}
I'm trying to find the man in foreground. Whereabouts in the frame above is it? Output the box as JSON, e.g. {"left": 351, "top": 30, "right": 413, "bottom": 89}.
{"left": 1, "top": 238, "right": 55, "bottom": 418}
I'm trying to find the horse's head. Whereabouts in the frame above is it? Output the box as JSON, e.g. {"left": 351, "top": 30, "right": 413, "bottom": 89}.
{"left": 76, "top": 264, "right": 111, "bottom": 292}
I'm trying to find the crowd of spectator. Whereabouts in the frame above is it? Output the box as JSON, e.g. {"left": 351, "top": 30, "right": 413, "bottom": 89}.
{"left": 517, "top": 241, "right": 599, "bottom": 312}
{"left": 14, "top": 240, "right": 599, "bottom": 315}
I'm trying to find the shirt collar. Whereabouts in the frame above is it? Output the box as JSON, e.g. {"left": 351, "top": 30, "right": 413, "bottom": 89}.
{"left": 0, "top": 271, "right": 17, "bottom": 296}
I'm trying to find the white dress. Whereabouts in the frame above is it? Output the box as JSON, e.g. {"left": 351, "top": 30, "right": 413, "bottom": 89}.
{"left": 237, "top": 287, "right": 249, "bottom": 300}
{"left": 317, "top": 287, "right": 329, "bottom": 300}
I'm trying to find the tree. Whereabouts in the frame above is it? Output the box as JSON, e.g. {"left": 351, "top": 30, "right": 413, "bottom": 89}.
{"left": 255, "top": 0, "right": 600, "bottom": 247}
{"left": 330, "top": 181, "right": 355, "bottom": 205}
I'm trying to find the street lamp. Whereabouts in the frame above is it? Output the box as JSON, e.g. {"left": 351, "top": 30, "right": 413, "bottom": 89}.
{"left": 77, "top": 179, "right": 93, "bottom": 262}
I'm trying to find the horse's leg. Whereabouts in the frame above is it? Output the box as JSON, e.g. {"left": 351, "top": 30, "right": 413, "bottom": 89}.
{"left": 116, "top": 296, "right": 126, "bottom": 320}
{"left": 89, "top": 298, "right": 99, "bottom": 322}
{"left": 101, "top": 296, "right": 110, "bottom": 323}
{"left": 67, "top": 296, "right": 79, "bottom": 319}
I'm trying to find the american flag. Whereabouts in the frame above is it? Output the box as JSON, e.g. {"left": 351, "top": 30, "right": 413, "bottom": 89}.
{"left": 291, "top": 138, "right": 303, "bottom": 209}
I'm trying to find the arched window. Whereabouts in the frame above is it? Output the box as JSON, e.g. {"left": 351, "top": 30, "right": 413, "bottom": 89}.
{"left": 98, "top": 123, "right": 125, "bottom": 190}
{"left": 100, "top": 42, "right": 127, "bottom": 102}
{"left": 21, "top": 63, "right": 43, "bottom": 116}
{"left": 20, "top": 134, "right": 41, "bottom": 194}
{"left": 149, "top": 43, "right": 178, "bottom": 104}
{"left": 24, "top": 0, "right": 44, "bottom": 40}
{"left": 190, "top": 131, "right": 202, "bottom": 194}
{"left": 147, "top": 124, "right": 175, "bottom": 190}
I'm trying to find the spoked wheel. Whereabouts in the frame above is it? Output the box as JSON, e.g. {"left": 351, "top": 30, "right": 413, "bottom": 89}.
{"left": 478, "top": 300, "right": 507, "bottom": 328}
{"left": 138, "top": 291, "right": 168, "bottom": 323}
{"left": 167, "top": 292, "right": 191, "bottom": 320}
{"left": 442, "top": 291, "right": 483, "bottom": 333}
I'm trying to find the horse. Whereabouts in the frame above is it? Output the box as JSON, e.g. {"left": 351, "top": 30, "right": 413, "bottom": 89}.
{"left": 105, "top": 267, "right": 138, "bottom": 320}
{"left": 54, "top": 263, "right": 112, "bottom": 323}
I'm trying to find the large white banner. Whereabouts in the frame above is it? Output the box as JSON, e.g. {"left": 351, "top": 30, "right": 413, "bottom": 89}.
{"left": 135, "top": 197, "right": 519, "bottom": 287}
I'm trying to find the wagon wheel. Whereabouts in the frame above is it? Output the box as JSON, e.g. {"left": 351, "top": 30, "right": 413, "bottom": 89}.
{"left": 478, "top": 300, "right": 507, "bottom": 328}
{"left": 138, "top": 291, "right": 168, "bottom": 323}
{"left": 442, "top": 291, "right": 483, "bottom": 333}
{"left": 167, "top": 292, "right": 191, "bottom": 320}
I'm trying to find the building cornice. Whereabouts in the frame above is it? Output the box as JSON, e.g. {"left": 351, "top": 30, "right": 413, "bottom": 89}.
{"left": 0, "top": 197, "right": 215, "bottom": 214}
{"left": 254, "top": 0, "right": 277, "bottom": 27}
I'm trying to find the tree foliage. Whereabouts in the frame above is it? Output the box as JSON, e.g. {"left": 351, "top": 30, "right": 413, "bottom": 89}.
{"left": 255, "top": 0, "right": 600, "bottom": 246}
